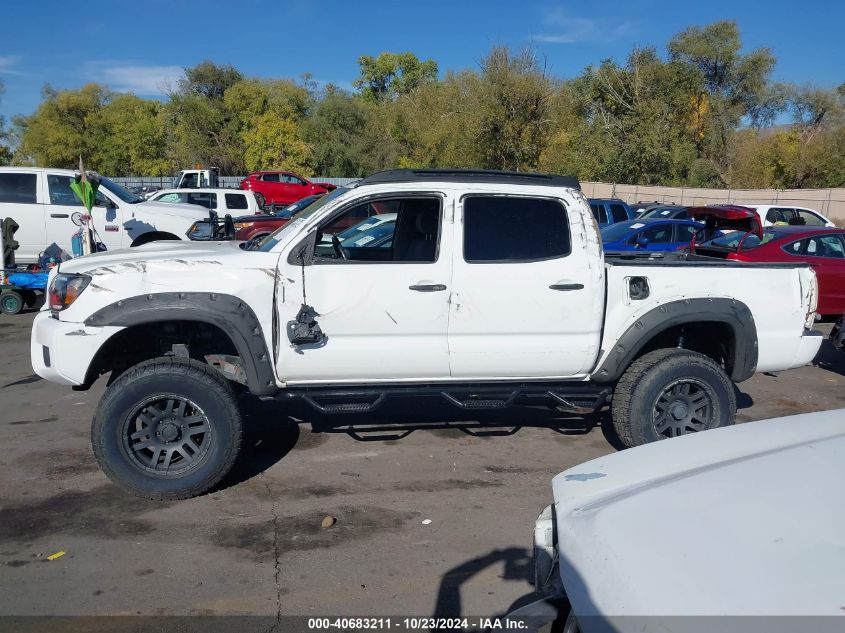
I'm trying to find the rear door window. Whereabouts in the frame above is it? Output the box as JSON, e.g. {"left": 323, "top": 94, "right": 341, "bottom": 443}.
{"left": 637, "top": 224, "right": 673, "bottom": 244}
{"left": 0, "top": 173, "right": 38, "bottom": 204}
{"left": 675, "top": 224, "right": 698, "bottom": 242}
{"left": 261, "top": 173, "right": 280, "bottom": 182}
{"left": 463, "top": 196, "right": 570, "bottom": 262}
{"left": 609, "top": 203, "right": 628, "bottom": 223}
{"left": 767, "top": 208, "right": 793, "bottom": 223}
{"left": 187, "top": 192, "right": 216, "bottom": 209}
{"left": 590, "top": 204, "right": 607, "bottom": 224}
{"left": 796, "top": 210, "right": 826, "bottom": 226}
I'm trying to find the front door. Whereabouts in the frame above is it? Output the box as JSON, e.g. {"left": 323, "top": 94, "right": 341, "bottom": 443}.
{"left": 448, "top": 194, "right": 604, "bottom": 378}
{"left": 276, "top": 193, "right": 452, "bottom": 383}
{"left": 44, "top": 173, "right": 125, "bottom": 252}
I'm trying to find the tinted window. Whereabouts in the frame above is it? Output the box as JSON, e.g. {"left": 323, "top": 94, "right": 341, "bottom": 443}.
{"left": 804, "top": 235, "right": 845, "bottom": 258}
{"left": 637, "top": 224, "right": 673, "bottom": 244}
{"left": 47, "top": 174, "right": 111, "bottom": 207}
{"left": 676, "top": 224, "right": 698, "bottom": 242}
{"left": 797, "top": 210, "right": 826, "bottom": 226}
{"left": 767, "top": 208, "right": 792, "bottom": 223}
{"left": 261, "top": 173, "right": 279, "bottom": 182}
{"left": 225, "top": 193, "right": 249, "bottom": 210}
{"left": 590, "top": 204, "right": 604, "bottom": 223}
{"left": 0, "top": 173, "right": 37, "bottom": 204}
{"left": 464, "top": 196, "right": 570, "bottom": 262}
{"left": 187, "top": 192, "right": 216, "bottom": 209}
{"left": 609, "top": 203, "right": 628, "bottom": 223}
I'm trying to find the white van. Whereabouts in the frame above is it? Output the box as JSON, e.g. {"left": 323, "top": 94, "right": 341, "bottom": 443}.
{"left": 0, "top": 167, "right": 210, "bottom": 263}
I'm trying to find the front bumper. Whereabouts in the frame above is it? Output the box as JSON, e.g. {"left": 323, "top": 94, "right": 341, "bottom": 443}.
{"left": 30, "top": 311, "right": 124, "bottom": 386}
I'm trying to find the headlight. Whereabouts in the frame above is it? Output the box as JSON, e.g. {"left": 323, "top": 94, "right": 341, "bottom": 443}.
{"left": 48, "top": 273, "right": 91, "bottom": 312}
{"left": 186, "top": 221, "right": 214, "bottom": 240}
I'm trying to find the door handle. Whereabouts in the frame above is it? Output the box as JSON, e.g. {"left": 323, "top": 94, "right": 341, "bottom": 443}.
{"left": 549, "top": 283, "right": 584, "bottom": 291}
{"left": 409, "top": 283, "right": 447, "bottom": 292}
{"left": 50, "top": 213, "right": 69, "bottom": 218}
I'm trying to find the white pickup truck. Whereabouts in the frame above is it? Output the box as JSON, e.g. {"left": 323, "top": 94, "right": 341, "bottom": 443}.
{"left": 0, "top": 167, "right": 210, "bottom": 263}
{"left": 30, "top": 169, "right": 823, "bottom": 499}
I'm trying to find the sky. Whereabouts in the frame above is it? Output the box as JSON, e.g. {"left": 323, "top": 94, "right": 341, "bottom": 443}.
{"left": 1, "top": 0, "right": 843, "bottom": 122}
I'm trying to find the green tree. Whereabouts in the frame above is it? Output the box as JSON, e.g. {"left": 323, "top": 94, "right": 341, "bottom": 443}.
{"left": 94, "top": 94, "right": 171, "bottom": 175}
{"left": 16, "top": 83, "right": 108, "bottom": 168}
{"left": 241, "top": 111, "right": 312, "bottom": 173}
{"left": 668, "top": 20, "right": 782, "bottom": 184}
{"left": 353, "top": 52, "right": 438, "bottom": 101}
{"left": 0, "top": 79, "right": 12, "bottom": 165}
{"left": 303, "top": 87, "right": 373, "bottom": 176}
{"left": 165, "top": 62, "right": 246, "bottom": 174}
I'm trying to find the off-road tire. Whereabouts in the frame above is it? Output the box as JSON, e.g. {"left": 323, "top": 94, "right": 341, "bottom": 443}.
{"left": 91, "top": 357, "right": 243, "bottom": 500}
{"left": 611, "top": 348, "right": 736, "bottom": 448}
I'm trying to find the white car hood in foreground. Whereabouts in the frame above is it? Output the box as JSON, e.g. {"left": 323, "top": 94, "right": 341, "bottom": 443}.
{"left": 552, "top": 411, "right": 845, "bottom": 622}
{"left": 57, "top": 239, "right": 249, "bottom": 275}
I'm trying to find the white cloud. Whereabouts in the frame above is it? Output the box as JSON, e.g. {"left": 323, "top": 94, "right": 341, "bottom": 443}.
{"left": 0, "top": 55, "right": 22, "bottom": 75}
{"left": 535, "top": 8, "right": 637, "bottom": 44}
{"left": 98, "top": 64, "right": 185, "bottom": 95}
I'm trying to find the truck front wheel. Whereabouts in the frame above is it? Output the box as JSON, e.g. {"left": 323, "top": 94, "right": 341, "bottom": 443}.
{"left": 91, "top": 357, "right": 243, "bottom": 500}
{"left": 611, "top": 348, "right": 736, "bottom": 448}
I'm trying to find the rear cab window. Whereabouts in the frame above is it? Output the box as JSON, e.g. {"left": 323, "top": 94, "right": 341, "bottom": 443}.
{"left": 225, "top": 193, "right": 249, "bottom": 210}
{"left": 463, "top": 196, "right": 570, "bottom": 262}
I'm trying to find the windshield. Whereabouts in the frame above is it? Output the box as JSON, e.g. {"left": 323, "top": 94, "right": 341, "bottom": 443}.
{"left": 600, "top": 221, "right": 638, "bottom": 242}
{"left": 99, "top": 176, "right": 142, "bottom": 204}
{"left": 254, "top": 187, "right": 351, "bottom": 252}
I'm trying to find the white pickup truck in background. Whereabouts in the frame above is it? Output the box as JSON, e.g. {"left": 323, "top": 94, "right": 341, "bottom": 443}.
{"left": 30, "top": 169, "right": 823, "bottom": 499}
{"left": 0, "top": 167, "right": 210, "bottom": 263}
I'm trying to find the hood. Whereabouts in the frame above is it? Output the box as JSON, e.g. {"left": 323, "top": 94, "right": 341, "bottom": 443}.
{"left": 687, "top": 205, "right": 762, "bottom": 238}
{"left": 551, "top": 410, "right": 845, "bottom": 618}
{"left": 57, "top": 239, "right": 248, "bottom": 275}
{"left": 137, "top": 201, "right": 210, "bottom": 221}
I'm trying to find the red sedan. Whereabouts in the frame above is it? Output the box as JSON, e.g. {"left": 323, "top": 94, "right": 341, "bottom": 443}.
{"left": 697, "top": 226, "right": 845, "bottom": 315}
{"left": 239, "top": 171, "right": 336, "bottom": 207}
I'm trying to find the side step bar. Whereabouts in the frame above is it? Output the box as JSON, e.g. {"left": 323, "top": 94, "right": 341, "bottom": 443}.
{"left": 280, "top": 383, "right": 611, "bottom": 416}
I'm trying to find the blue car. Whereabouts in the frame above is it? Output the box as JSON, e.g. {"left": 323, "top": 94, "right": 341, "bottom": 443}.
{"left": 588, "top": 198, "right": 635, "bottom": 228}
{"left": 601, "top": 219, "right": 704, "bottom": 252}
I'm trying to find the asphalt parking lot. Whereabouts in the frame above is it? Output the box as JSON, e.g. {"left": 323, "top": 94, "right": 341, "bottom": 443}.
{"left": 1, "top": 310, "right": 844, "bottom": 621}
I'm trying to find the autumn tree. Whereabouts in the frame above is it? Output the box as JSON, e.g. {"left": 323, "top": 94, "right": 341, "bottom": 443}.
{"left": 353, "top": 52, "right": 438, "bottom": 101}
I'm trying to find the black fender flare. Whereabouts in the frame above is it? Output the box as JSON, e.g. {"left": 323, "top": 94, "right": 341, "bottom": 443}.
{"left": 592, "top": 297, "right": 758, "bottom": 384}
{"left": 84, "top": 292, "right": 277, "bottom": 396}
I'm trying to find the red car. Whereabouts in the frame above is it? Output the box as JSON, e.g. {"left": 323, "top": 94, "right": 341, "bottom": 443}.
{"left": 696, "top": 225, "right": 845, "bottom": 315}
{"left": 239, "top": 171, "right": 336, "bottom": 207}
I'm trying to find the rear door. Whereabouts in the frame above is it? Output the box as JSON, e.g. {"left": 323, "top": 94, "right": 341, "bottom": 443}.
{"left": 632, "top": 222, "right": 675, "bottom": 251}
{"left": 0, "top": 171, "right": 43, "bottom": 263}
{"left": 448, "top": 194, "right": 604, "bottom": 378}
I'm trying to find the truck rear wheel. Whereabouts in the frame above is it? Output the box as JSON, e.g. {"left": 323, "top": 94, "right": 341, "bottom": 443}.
{"left": 91, "top": 357, "right": 243, "bottom": 500}
{"left": 611, "top": 348, "right": 736, "bottom": 448}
